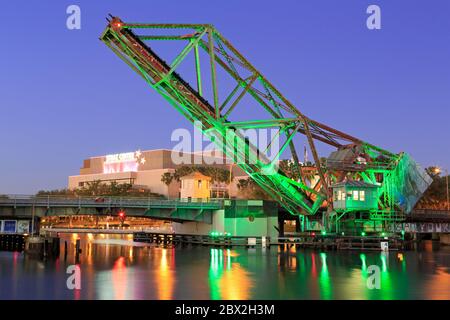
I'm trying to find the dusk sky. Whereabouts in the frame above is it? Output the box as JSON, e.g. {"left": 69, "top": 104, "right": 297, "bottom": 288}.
{"left": 0, "top": 0, "right": 449, "bottom": 194}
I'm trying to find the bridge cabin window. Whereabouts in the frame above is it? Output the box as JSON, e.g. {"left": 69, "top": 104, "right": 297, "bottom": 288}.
{"left": 331, "top": 181, "right": 378, "bottom": 212}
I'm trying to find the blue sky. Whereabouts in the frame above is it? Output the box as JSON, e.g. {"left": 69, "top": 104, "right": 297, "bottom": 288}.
{"left": 0, "top": 0, "right": 449, "bottom": 193}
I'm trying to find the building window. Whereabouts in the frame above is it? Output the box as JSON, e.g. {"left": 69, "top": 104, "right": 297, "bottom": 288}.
{"left": 198, "top": 180, "right": 202, "bottom": 188}
{"left": 79, "top": 182, "right": 84, "bottom": 187}
{"left": 334, "top": 191, "right": 338, "bottom": 201}
{"left": 359, "top": 190, "right": 366, "bottom": 201}
{"left": 353, "top": 190, "right": 359, "bottom": 201}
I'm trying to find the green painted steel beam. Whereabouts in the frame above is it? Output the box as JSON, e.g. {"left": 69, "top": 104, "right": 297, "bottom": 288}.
{"left": 100, "top": 17, "right": 430, "bottom": 219}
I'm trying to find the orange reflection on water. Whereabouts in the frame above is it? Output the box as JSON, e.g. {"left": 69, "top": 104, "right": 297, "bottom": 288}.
{"left": 157, "top": 248, "right": 175, "bottom": 300}
{"left": 219, "top": 263, "right": 252, "bottom": 300}
{"left": 129, "top": 247, "right": 134, "bottom": 262}
{"left": 209, "top": 249, "right": 253, "bottom": 300}
{"left": 423, "top": 267, "right": 450, "bottom": 300}
{"left": 112, "top": 257, "right": 127, "bottom": 300}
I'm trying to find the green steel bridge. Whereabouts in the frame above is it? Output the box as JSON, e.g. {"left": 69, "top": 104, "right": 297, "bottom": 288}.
{"left": 99, "top": 16, "right": 433, "bottom": 230}
{"left": 0, "top": 195, "right": 448, "bottom": 235}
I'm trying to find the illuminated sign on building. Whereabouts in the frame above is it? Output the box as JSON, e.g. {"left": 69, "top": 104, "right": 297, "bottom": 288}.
{"left": 105, "top": 152, "right": 136, "bottom": 164}
{"left": 103, "top": 150, "right": 146, "bottom": 174}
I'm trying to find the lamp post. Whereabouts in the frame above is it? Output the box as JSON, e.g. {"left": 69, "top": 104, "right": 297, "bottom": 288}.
{"left": 434, "top": 167, "right": 449, "bottom": 211}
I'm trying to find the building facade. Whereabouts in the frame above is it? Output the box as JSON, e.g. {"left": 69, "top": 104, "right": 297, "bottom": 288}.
{"left": 68, "top": 149, "right": 246, "bottom": 198}
{"left": 180, "top": 172, "right": 212, "bottom": 199}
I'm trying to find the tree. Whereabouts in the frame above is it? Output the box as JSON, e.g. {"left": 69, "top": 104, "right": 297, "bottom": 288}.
{"left": 37, "top": 180, "right": 165, "bottom": 198}
{"left": 415, "top": 167, "right": 449, "bottom": 210}
{"left": 161, "top": 172, "right": 174, "bottom": 186}
{"left": 236, "top": 178, "right": 271, "bottom": 200}
{"left": 161, "top": 165, "right": 233, "bottom": 185}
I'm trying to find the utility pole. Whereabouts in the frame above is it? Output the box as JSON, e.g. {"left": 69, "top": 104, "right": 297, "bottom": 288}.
{"left": 31, "top": 204, "right": 35, "bottom": 236}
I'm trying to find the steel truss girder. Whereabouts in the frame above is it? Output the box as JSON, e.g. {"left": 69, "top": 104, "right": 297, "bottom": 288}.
{"left": 100, "top": 17, "right": 397, "bottom": 216}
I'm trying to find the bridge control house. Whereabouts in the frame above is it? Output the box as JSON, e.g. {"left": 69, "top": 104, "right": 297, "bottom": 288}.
{"left": 332, "top": 181, "right": 379, "bottom": 212}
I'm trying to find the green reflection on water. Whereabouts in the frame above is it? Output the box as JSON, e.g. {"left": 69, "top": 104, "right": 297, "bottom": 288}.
{"left": 208, "top": 248, "right": 253, "bottom": 300}
{"left": 319, "top": 253, "right": 332, "bottom": 300}
{"left": 360, "top": 253, "right": 367, "bottom": 272}
{"left": 379, "top": 253, "right": 392, "bottom": 300}
{"left": 209, "top": 248, "right": 222, "bottom": 300}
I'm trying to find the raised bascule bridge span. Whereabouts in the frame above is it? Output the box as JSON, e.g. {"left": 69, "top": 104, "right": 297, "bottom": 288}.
{"left": 99, "top": 16, "right": 433, "bottom": 231}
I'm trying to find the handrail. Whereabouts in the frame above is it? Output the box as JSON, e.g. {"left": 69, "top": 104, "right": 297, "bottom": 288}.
{"left": 0, "top": 194, "right": 224, "bottom": 208}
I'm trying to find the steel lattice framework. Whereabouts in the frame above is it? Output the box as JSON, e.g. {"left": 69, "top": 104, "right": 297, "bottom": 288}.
{"left": 100, "top": 16, "right": 430, "bottom": 217}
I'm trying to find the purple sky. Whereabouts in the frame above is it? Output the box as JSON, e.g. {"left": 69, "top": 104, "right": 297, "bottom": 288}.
{"left": 0, "top": 0, "right": 449, "bottom": 194}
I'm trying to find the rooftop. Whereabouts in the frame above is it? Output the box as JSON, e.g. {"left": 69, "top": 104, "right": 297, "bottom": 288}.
{"left": 179, "top": 171, "right": 212, "bottom": 180}
{"left": 331, "top": 181, "right": 380, "bottom": 188}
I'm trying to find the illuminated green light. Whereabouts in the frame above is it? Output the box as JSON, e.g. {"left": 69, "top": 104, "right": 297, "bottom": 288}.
{"left": 381, "top": 232, "right": 386, "bottom": 237}
{"left": 321, "top": 230, "right": 327, "bottom": 236}
{"left": 361, "top": 231, "right": 366, "bottom": 237}
{"left": 360, "top": 253, "right": 367, "bottom": 271}
{"left": 341, "top": 232, "right": 345, "bottom": 236}
{"left": 401, "top": 230, "right": 405, "bottom": 235}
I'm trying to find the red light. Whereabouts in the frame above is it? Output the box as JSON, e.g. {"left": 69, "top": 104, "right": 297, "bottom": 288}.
{"left": 311, "top": 232, "right": 316, "bottom": 237}
{"left": 118, "top": 211, "right": 125, "bottom": 218}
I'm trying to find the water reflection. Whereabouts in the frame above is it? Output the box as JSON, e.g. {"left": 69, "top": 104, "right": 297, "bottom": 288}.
{"left": 156, "top": 248, "right": 175, "bottom": 300}
{"left": 379, "top": 253, "right": 392, "bottom": 300}
{"left": 209, "top": 248, "right": 253, "bottom": 300}
{"left": 112, "top": 257, "right": 127, "bottom": 300}
{"left": 319, "top": 253, "right": 332, "bottom": 300}
{"left": 0, "top": 235, "right": 448, "bottom": 300}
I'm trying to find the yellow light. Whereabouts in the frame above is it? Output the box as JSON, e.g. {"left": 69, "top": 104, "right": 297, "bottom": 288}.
{"left": 434, "top": 167, "right": 441, "bottom": 174}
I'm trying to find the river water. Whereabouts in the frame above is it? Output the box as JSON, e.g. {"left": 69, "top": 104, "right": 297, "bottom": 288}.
{"left": 0, "top": 234, "right": 449, "bottom": 300}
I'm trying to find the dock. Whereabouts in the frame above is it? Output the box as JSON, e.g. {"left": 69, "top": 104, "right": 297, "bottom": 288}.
{"left": 133, "top": 231, "right": 405, "bottom": 251}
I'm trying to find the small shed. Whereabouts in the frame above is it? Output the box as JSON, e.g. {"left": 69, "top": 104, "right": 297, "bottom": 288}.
{"left": 180, "top": 171, "right": 212, "bottom": 200}
{"left": 332, "top": 181, "right": 379, "bottom": 212}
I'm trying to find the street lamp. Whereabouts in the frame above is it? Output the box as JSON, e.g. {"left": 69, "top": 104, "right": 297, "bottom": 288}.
{"left": 434, "top": 167, "right": 449, "bottom": 211}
